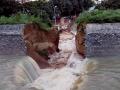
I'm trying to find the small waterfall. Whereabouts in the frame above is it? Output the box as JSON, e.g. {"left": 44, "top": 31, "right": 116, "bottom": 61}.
{"left": 14, "top": 23, "right": 120, "bottom": 90}
{"left": 26, "top": 31, "right": 90, "bottom": 90}
{"left": 14, "top": 56, "right": 41, "bottom": 86}
{"left": 0, "top": 24, "right": 38, "bottom": 90}
{"left": 0, "top": 55, "right": 40, "bottom": 90}
{"left": 16, "top": 27, "right": 97, "bottom": 90}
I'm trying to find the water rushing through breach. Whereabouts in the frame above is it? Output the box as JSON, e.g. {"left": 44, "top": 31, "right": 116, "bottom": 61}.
{"left": 29, "top": 24, "right": 120, "bottom": 90}
{"left": 1, "top": 24, "right": 120, "bottom": 90}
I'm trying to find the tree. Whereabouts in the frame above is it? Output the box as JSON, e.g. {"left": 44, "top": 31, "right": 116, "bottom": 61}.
{"left": 23, "top": 0, "right": 94, "bottom": 19}
{"left": 49, "top": 0, "right": 94, "bottom": 16}
{"left": 96, "top": 0, "right": 120, "bottom": 9}
{"left": 79, "top": 0, "right": 94, "bottom": 10}
{"left": 0, "top": 0, "right": 22, "bottom": 16}
{"left": 23, "top": 0, "right": 52, "bottom": 26}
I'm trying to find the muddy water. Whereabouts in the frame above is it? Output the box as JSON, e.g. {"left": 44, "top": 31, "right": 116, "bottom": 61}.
{"left": 0, "top": 56, "right": 31, "bottom": 90}
{"left": 81, "top": 24, "right": 120, "bottom": 90}
{"left": 79, "top": 57, "right": 120, "bottom": 90}
{"left": 4, "top": 26, "right": 120, "bottom": 90}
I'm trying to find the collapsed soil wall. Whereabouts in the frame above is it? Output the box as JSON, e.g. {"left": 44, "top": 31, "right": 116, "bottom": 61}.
{"left": 23, "top": 23, "right": 59, "bottom": 68}
{"left": 75, "top": 24, "right": 86, "bottom": 58}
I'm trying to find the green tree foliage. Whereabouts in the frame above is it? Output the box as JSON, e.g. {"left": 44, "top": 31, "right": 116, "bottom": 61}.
{"left": 50, "top": 0, "right": 94, "bottom": 16}
{"left": 0, "top": 0, "right": 52, "bottom": 29}
{"left": 0, "top": 0, "right": 22, "bottom": 16}
{"left": 96, "top": 0, "right": 120, "bottom": 9}
{"left": 23, "top": 0, "right": 52, "bottom": 25}
{"left": 0, "top": 0, "right": 94, "bottom": 19}
{"left": 23, "top": 0, "right": 94, "bottom": 19}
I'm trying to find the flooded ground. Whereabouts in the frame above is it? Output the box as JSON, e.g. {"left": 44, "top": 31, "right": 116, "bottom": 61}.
{"left": 0, "top": 55, "right": 29, "bottom": 90}
{"left": 1, "top": 24, "right": 120, "bottom": 90}
{"left": 0, "top": 55, "right": 42, "bottom": 90}
{"left": 29, "top": 30, "right": 85, "bottom": 90}
{"left": 81, "top": 23, "right": 120, "bottom": 90}
{"left": 80, "top": 57, "right": 120, "bottom": 90}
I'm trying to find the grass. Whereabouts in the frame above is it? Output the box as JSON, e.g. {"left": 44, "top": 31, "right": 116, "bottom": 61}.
{"left": 76, "top": 9, "right": 120, "bottom": 25}
{"left": 0, "top": 13, "right": 52, "bottom": 30}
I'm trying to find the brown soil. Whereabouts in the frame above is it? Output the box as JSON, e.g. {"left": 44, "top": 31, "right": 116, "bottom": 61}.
{"left": 75, "top": 24, "right": 86, "bottom": 58}
{"left": 23, "top": 23, "right": 59, "bottom": 68}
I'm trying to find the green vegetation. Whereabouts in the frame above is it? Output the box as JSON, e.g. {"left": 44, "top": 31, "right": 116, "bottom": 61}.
{"left": 23, "top": 0, "right": 52, "bottom": 20}
{"left": 76, "top": 9, "right": 120, "bottom": 25}
{"left": 0, "top": 13, "right": 52, "bottom": 30}
{"left": 23, "top": 0, "right": 94, "bottom": 18}
{"left": 0, "top": 0, "right": 94, "bottom": 20}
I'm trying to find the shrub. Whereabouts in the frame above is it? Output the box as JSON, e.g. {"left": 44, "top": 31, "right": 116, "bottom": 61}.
{"left": 0, "top": 13, "right": 52, "bottom": 30}
{"left": 23, "top": 1, "right": 53, "bottom": 20}
{"left": 76, "top": 9, "right": 120, "bottom": 25}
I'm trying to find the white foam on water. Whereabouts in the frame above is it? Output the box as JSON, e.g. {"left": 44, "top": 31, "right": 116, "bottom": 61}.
{"left": 29, "top": 55, "right": 88, "bottom": 90}
{"left": 27, "top": 24, "right": 120, "bottom": 90}
{"left": 14, "top": 56, "right": 41, "bottom": 86}
{"left": 28, "top": 31, "right": 90, "bottom": 90}
{"left": 14, "top": 30, "right": 95, "bottom": 90}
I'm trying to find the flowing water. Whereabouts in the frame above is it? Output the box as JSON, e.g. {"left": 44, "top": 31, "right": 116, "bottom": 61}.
{"left": 79, "top": 57, "right": 120, "bottom": 90}
{"left": 28, "top": 24, "right": 120, "bottom": 90}
{"left": 1, "top": 24, "right": 120, "bottom": 90}
{"left": 0, "top": 24, "right": 31, "bottom": 90}
{"left": 29, "top": 31, "right": 88, "bottom": 90}
{"left": 80, "top": 23, "right": 120, "bottom": 90}
{"left": 0, "top": 56, "right": 34, "bottom": 90}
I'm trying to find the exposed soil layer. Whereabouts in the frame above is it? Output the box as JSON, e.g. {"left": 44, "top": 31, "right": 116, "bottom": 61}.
{"left": 75, "top": 24, "right": 86, "bottom": 58}
{"left": 23, "top": 23, "right": 59, "bottom": 68}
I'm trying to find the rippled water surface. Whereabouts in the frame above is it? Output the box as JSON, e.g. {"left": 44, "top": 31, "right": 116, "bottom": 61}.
{"left": 80, "top": 57, "right": 120, "bottom": 90}
{"left": 0, "top": 55, "right": 29, "bottom": 90}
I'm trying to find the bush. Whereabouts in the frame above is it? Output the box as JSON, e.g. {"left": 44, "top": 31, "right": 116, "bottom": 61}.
{"left": 23, "top": 1, "right": 53, "bottom": 20}
{"left": 76, "top": 9, "right": 120, "bottom": 25}
{"left": 0, "top": 13, "right": 52, "bottom": 30}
